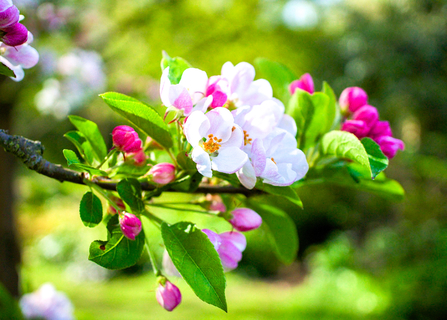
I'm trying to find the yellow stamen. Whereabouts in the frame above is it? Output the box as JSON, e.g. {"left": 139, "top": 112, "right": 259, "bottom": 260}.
{"left": 271, "top": 157, "right": 276, "bottom": 164}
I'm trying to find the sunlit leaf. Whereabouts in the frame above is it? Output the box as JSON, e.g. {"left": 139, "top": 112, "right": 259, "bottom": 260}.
{"left": 80, "top": 191, "right": 103, "bottom": 227}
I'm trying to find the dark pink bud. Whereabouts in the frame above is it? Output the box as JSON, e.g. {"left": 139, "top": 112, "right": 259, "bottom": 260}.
{"left": 229, "top": 208, "right": 262, "bottom": 232}
{"left": 339, "top": 87, "right": 368, "bottom": 113}
{"left": 352, "top": 105, "right": 379, "bottom": 132}
{"left": 0, "top": 4, "right": 19, "bottom": 28}
{"left": 202, "top": 229, "right": 222, "bottom": 250}
{"left": 131, "top": 149, "right": 147, "bottom": 166}
{"left": 0, "top": 1, "right": 13, "bottom": 12}
{"left": 119, "top": 212, "right": 142, "bottom": 240}
{"left": 112, "top": 125, "right": 142, "bottom": 154}
{"left": 1, "top": 22, "right": 28, "bottom": 46}
{"left": 375, "top": 136, "right": 405, "bottom": 159}
{"left": 149, "top": 163, "right": 175, "bottom": 185}
{"left": 369, "top": 121, "right": 393, "bottom": 140}
{"left": 341, "top": 120, "right": 370, "bottom": 139}
{"left": 289, "top": 73, "right": 314, "bottom": 95}
{"left": 156, "top": 280, "right": 182, "bottom": 312}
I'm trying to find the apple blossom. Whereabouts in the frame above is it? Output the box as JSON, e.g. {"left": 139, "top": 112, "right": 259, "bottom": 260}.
{"left": 156, "top": 280, "right": 182, "bottom": 312}
{"left": 375, "top": 135, "right": 405, "bottom": 159}
{"left": 289, "top": 73, "right": 314, "bottom": 95}
{"left": 229, "top": 208, "right": 262, "bottom": 232}
{"left": 183, "top": 107, "right": 248, "bottom": 178}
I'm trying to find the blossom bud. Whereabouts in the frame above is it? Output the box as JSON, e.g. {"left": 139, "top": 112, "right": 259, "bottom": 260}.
{"left": 202, "top": 229, "right": 222, "bottom": 250}
{"left": 369, "top": 120, "right": 393, "bottom": 140}
{"left": 0, "top": 4, "right": 19, "bottom": 28}
{"left": 1, "top": 22, "right": 28, "bottom": 46}
{"left": 341, "top": 120, "right": 370, "bottom": 139}
{"left": 119, "top": 212, "right": 142, "bottom": 240}
{"left": 339, "top": 87, "right": 368, "bottom": 113}
{"left": 229, "top": 208, "right": 262, "bottom": 232}
{"left": 156, "top": 280, "right": 182, "bottom": 312}
{"left": 204, "top": 194, "right": 226, "bottom": 212}
{"left": 352, "top": 105, "right": 379, "bottom": 131}
{"left": 112, "top": 125, "right": 142, "bottom": 154}
{"left": 131, "top": 149, "right": 147, "bottom": 166}
{"left": 220, "top": 231, "right": 247, "bottom": 252}
{"left": 289, "top": 73, "right": 314, "bottom": 95}
{"left": 148, "top": 163, "right": 176, "bottom": 185}
{"left": 375, "top": 136, "right": 405, "bottom": 159}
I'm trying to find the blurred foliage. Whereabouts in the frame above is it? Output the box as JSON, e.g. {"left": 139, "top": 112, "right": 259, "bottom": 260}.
{"left": 3, "top": 0, "right": 447, "bottom": 318}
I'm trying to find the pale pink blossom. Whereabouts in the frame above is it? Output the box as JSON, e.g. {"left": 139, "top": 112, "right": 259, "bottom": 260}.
{"left": 149, "top": 163, "right": 176, "bottom": 185}
{"left": 156, "top": 280, "right": 182, "bottom": 312}
{"left": 229, "top": 208, "right": 262, "bottom": 232}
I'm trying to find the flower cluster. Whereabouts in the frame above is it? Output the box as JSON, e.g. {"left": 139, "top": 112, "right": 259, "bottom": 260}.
{"left": 340, "top": 87, "right": 405, "bottom": 159}
{"left": 0, "top": 0, "right": 38, "bottom": 81}
{"left": 162, "top": 62, "right": 309, "bottom": 189}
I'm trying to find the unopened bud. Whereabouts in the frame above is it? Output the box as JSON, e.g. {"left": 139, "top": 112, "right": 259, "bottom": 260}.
{"left": 339, "top": 87, "right": 368, "bottom": 113}
{"left": 112, "top": 125, "right": 142, "bottom": 154}
{"left": 119, "top": 212, "right": 142, "bottom": 240}
{"left": 352, "top": 105, "right": 379, "bottom": 131}
{"left": 369, "top": 120, "right": 393, "bottom": 140}
{"left": 149, "top": 163, "right": 175, "bottom": 185}
{"left": 375, "top": 136, "right": 405, "bottom": 159}
{"left": 156, "top": 280, "right": 182, "bottom": 312}
{"left": 0, "top": 4, "right": 19, "bottom": 29}
{"left": 229, "top": 208, "right": 262, "bottom": 232}
{"left": 341, "top": 120, "right": 370, "bottom": 139}
{"left": 289, "top": 73, "right": 314, "bottom": 95}
{"left": 1, "top": 22, "right": 28, "bottom": 46}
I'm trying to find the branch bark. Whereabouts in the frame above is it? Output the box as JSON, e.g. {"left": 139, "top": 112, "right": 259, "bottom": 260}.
{"left": 0, "top": 129, "right": 261, "bottom": 197}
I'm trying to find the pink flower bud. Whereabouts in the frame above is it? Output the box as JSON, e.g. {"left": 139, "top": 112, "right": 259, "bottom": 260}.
{"left": 369, "top": 120, "right": 393, "bottom": 140}
{"left": 289, "top": 73, "right": 314, "bottom": 95}
{"left": 0, "top": 4, "right": 19, "bottom": 28}
{"left": 119, "top": 212, "right": 142, "bottom": 240}
{"left": 375, "top": 136, "right": 405, "bottom": 159}
{"left": 202, "top": 229, "right": 222, "bottom": 250}
{"left": 205, "top": 194, "right": 226, "bottom": 212}
{"left": 156, "top": 280, "right": 182, "bottom": 312}
{"left": 220, "top": 231, "right": 247, "bottom": 252}
{"left": 131, "top": 149, "right": 147, "bottom": 166}
{"left": 149, "top": 163, "right": 175, "bottom": 185}
{"left": 218, "top": 238, "right": 242, "bottom": 271}
{"left": 112, "top": 125, "right": 142, "bottom": 154}
{"left": 339, "top": 87, "right": 368, "bottom": 113}
{"left": 352, "top": 105, "right": 379, "bottom": 131}
{"left": 229, "top": 208, "right": 262, "bottom": 232}
{"left": 341, "top": 120, "right": 370, "bottom": 139}
{"left": 1, "top": 22, "right": 28, "bottom": 46}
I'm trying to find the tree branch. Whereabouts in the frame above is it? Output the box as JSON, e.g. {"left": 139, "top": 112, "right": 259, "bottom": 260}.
{"left": 0, "top": 129, "right": 260, "bottom": 197}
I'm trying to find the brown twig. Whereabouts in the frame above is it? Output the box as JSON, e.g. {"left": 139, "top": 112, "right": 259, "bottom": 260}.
{"left": 0, "top": 129, "right": 260, "bottom": 197}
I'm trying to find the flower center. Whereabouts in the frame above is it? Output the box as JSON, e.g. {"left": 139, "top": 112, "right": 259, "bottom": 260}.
{"left": 243, "top": 130, "right": 253, "bottom": 146}
{"left": 202, "top": 134, "right": 222, "bottom": 154}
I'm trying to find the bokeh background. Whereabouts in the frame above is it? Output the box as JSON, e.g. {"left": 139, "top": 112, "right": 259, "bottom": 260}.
{"left": 1, "top": 0, "right": 447, "bottom": 319}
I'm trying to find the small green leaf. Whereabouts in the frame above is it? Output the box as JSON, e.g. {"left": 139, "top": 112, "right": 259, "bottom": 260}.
{"left": 0, "top": 61, "right": 15, "bottom": 78}
{"left": 110, "top": 163, "right": 151, "bottom": 178}
{"left": 80, "top": 191, "right": 103, "bottom": 227}
{"left": 162, "top": 222, "right": 227, "bottom": 312}
{"left": 64, "top": 131, "right": 95, "bottom": 165}
{"left": 117, "top": 178, "right": 145, "bottom": 213}
{"left": 322, "top": 82, "right": 339, "bottom": 131}
{"left": 361, "top": 138, "right": 389, "bottom": 179}
{"left": 320, "top": 130, "right": 371, "bottom": 176}
{"left": 246, "top": 200, "right": 298, "bottom": 264}
{"left": 62, "top": 149, "right": 108, "bottom": 176}
{"left": 63, "top": 149, "right": 81, "bottom": 166}
{"left": 256, "top": 182, "right": 303, "bottom": 208}
{"left": 161, "top": 51, "right": 193, "bottom": 84}
{"left": 68, "top": 115, "right": 108, "bottom": 162}
{"left": 100, "top": 92, "right": 173, "bottom": 149}
{"left": 254, "top": 58, "right": 296, "bottom": 103}
{"left": 89, "top": 215, "right": 145, "bottom": 269}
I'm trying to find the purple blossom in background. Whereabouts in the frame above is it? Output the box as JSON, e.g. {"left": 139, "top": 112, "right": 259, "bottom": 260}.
{"left": 19, "top": 283, "right": 74, "bottom": 320}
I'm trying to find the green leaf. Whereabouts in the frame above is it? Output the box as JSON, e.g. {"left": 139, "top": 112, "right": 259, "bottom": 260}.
{"left": 68, "top": 115, "right": 108, "bottom": 162}
{"left": 212, "top": 172, "right": 241, "bottom": 188}
{"left": 161, "top": 222, "right": 227, "bottom": 312}
{"left": 320, "top": 130, "right": 371, "bottom": 176}
{"left": 0, "top": 61, "right": 15, "bottom": 78}
{"left": 246, "top": 200, "right": 298, "bottom": 264}
{"left": 176, "top": 151, "right": 197, "bottom": 173}
{"left": 161, "top": 51, "right": 193, "bottom": 84}
{"left": 170, "top": 172, "right": 203, "bottom": 192}
{"left": 64, "top": 131, "right": 95, "bottom": 165}
{"left": 100, "top": 92, "right": 173, "bottom": 149}
{"left": 256, "top": 182, "right": 303, "bottom": 208}
{"left": 361, "top": 138, "right": 389, "bottom": 179}
{"left": 117, "top": 178, "right": 145, "bottom": 213}
{"left": 110, "top": 163, "right": 151, "bottom": 178}
{"left": 322, "top": 82, "right": 339, "bottom": 131}
{"left": 79, "top": 191, "right": 103, "bottom": 227}
{"left": 62, "top": 149, "right": 108, "bottom": 176}
{"left": 89, "top": 215, "right": 145, "bottom": 270}
{"left": 254, "top": 58, "right": 296, "bottom": 103}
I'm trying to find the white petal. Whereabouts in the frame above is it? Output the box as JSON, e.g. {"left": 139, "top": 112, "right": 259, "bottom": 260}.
{"left": 278, "top": 114, "right": 297, "bottom": 137}
{"left": 250, "top": 139, "right": 266, "bottom": 176}
{"left": 236, "top": 161, "right": 257, "bottom": 189}
{"left": 179, "top": 68, "right": 208, "bottom": 104}
{"left": 192, "top": 95, "right": 213, "bottom": 113}
{"left": 231, "top": 62, "right": 256, "bottom": 95}
{"left": 263, "top": 163, "right": 297, "bottom": 186}
{"left": 211, "top": 147, "right": 248, "bottom": 174}
{"left": 184, "top": 111, "right": 210, "bottom": 146}
{"left": 240, "top": 79, "right": 273, "bottom": 106}
{"left": 192, "top": 147, "right": 212, "bottom": 178}
{"left": 160, "top": 67, "right": 171, "bottom": 107}
{"left": 223, "top": 124, "right": 244, "bottom": 149}
{"left": 206, "top": 107, "right": 234, "bottom": 142}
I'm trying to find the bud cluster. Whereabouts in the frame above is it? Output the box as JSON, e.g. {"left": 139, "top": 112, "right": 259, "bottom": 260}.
{"left": 339, "top": 87, "right": 405, "bottom": 159}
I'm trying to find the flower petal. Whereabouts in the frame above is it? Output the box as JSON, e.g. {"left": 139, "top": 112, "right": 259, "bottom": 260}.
{"left": 206, "top": 107, "right": 234, "bottom": 142}
{"left": 179, "top": 68, "right": 208, "bottom": 104}
{"left": 184, "top": 111, "right": 210, "bottom": 146}
{"left": 236, "top": 161, "right": 257, "bottom": 190}
{"left": 211, "top": 146, "right": 248, "bottom": 174}
{"left": 192, "top": 147, "right": 212, "bottom": 178}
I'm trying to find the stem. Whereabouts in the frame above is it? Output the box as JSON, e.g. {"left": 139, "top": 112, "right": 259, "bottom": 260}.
{"left": 142, "top": 209, "right": 164, "bottom": 226}
{"left": 167, "top": 150, "right": 178, "bottom": 168}
{"left": 84, "top": 179, "right": 121, "bottom": 212}
{"left": 147, "top": 203, "right": 218, "bottom": 215}
{"left": 144, "top": 236, "right": 161, "bottom": 277}
{"left": 97, "top": 149, "right": 118, "bottom": 169}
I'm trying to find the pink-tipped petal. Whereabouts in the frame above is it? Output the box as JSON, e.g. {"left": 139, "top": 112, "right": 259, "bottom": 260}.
{"left": 1, "top": 22, "right": 28, "bottom": 46}
{"left": 0, "top": 4, "right": 19, "bottom": 28}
